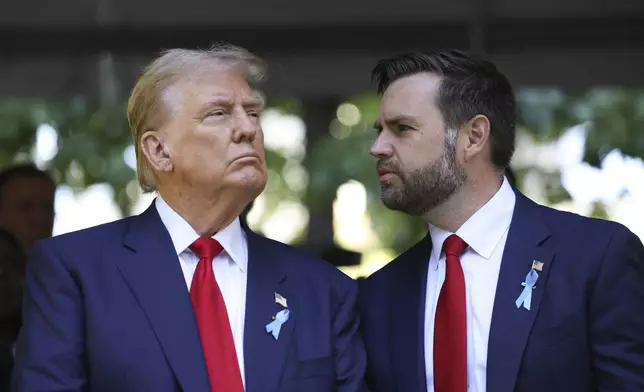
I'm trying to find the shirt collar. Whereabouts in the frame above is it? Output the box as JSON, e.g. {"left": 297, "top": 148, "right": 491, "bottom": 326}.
{"left": 155, "top": 196, "right": 248, "bottom": 272}
{"left": 428, "top": 176, "right": 516, "bottom": 261}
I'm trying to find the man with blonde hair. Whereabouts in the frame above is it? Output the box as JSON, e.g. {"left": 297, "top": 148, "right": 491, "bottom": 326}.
{"left": 13, "top": 44, "right": 367, "bottom": 392}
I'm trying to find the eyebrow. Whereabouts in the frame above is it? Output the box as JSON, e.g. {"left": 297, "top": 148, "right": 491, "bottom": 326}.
{"left": 374, "top": 114, "right": 417, "bottom": 129}
{"left": 198, "top": 95, "right": 264, "bottom": 114}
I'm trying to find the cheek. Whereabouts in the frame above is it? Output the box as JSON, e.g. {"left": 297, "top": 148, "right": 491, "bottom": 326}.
{"left": 173, "top": 130, "right": 224, "bottom": 163}
{"left": 398, "top": 138, "right": 435, "bottom": 166}
{"left": 419, "top": 130, "right": 447, "bottom": 155}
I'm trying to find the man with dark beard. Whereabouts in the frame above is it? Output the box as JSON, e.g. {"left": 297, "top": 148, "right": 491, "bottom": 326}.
{"left": 358, "top": 50, "right": 644, "bottom": 392}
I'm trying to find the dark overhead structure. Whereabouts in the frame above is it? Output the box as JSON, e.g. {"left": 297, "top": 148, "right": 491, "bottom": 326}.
{"left": 1, "top": 0, "right": 643, "bottom": 99}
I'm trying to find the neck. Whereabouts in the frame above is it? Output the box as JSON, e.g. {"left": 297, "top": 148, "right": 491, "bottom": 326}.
{"left": 158, "top": 184, "right": 252, "bottom": 237}
{"left": 422, "top": 170, "right": 503, "bottom": 233}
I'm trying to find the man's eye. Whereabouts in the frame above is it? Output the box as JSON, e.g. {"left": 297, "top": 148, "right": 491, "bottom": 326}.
{"left": 206, "top": 110, "right": 225, "bottom": 117}
{"left": 397, "top": 124, "right": 412, "bottom": 131}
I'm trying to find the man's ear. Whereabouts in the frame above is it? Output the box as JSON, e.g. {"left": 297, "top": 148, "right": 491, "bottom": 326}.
{"left": 140, "top": 130, "right": 173, "bottom": 173}
{"left": 461, "top": 114, "right": 491, "bottom": 162}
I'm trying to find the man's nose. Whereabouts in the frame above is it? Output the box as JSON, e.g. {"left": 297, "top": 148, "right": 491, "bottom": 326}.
{"left": 233, "top": 112, "right": 258, "bottom": 142}
{"left": 370, "top": 135, "right": 393, "bottom": 159}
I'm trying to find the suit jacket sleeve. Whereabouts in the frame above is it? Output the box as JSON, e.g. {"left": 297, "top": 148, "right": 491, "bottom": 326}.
{"left": 590, "top": 226, "right": 644, "bottom": 390}
{"left": 12, "top": 241, "right": 87, "bottom": 391}
{"left": 332, "top": 277, "right": 369, "bottom": 392}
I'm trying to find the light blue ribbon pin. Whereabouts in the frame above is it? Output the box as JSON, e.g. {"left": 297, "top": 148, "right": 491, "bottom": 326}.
{"left": 265, "top": 309, "right": 290, "bottom": 340}
{"left": 515, "top": 269, "right": 539, "bottom": 310}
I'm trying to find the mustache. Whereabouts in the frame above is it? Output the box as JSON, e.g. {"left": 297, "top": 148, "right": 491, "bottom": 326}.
{"left": 376, "top": 161, "right": 399, "bottom": 173}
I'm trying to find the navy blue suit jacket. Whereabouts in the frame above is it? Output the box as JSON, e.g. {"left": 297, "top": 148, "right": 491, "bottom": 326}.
{"left": 359, "top": 190, "right": 644, "bottom": 392}
{"left": 12, "top": 203, "right": 366, "bottom": 392}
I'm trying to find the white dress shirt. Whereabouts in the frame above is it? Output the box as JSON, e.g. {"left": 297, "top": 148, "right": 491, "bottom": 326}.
{"left": 424, "top": 177, "right": 516, "bottom": 392}
{"left": 156, "top": 197, "right": 248, "bottom": 386}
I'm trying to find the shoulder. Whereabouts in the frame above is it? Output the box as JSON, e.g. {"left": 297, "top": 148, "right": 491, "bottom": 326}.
{"left": 32, "top": 216, "right": 135, "bottom": 260}
{"left": 361, "top": 234, "right": 430, "bottom": 292}
{"left": 535, "top": 201, "right": 636, "bottom": 249}
{"left": 516, "top": 195, "right": 643, "bottom": 282}
{"left": 249, "top": 233, "right": 356, "bottom": 292}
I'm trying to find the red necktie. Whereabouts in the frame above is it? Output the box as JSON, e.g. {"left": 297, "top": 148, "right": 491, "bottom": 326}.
{"left": 434, "top": 234, "right": 468, "bottom": 392}
{"left": 190, "top": 237, "right": 244, "bottom": 392}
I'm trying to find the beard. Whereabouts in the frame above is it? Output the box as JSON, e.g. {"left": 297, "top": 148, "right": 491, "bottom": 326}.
{"left": 378, "top": 135, "right": 466, "bottom": 216}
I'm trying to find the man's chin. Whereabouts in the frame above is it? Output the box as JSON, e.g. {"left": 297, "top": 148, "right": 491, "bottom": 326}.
{"left": 380, "top": 192, "right": 427, "bottom": 216}
{"left": 241, "top": 177, "right": 267, "bottom": 197}
{"left": 381, "top": 199, "right": 404, "bottom": 212}
{"left": 380, "top": 190, "right": 406, "bottom": 211}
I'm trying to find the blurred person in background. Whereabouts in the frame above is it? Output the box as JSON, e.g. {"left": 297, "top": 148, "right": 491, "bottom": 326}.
{"left": 0, "top": 229, "right": 25, "bottom": 391}
{"left": 13, "top": 44, "right": 366, "bottom": 392}
{"left": 0, "top": 164, "right": 55, "bottom": 255}
{"left": 359, "top": 50, "right": 644, "bottom": 392}
{"left": 0, "top": 164, "right": 54, "bottom": 391}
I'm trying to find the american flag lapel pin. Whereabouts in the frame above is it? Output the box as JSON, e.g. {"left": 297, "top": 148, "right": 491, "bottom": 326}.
{"left": 531, "top": 260, "right": 544, "bottom": 272}
{"left": 274, "top": 292, "right": 288, "bottom": 308}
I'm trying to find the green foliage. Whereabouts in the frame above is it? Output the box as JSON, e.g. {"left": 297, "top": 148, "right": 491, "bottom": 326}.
{"left": 0, "top": 100, "right": 43, "bottom": 166}
{"left": 0, "top": 99, "right": 135, "bottom": 214}
{"left": 306, "top": 123, "right": 375, "bottom": 209}
{"left": 590, "top": 202, "right": 610, "bottom": 220}
{"left": 517, "top": 88, "right": 644, "bottom": 164}
{"left": 306, "top": 93, "right": 381, "bottom": 209}
{"left": 266, "top": 97, "right": 303, "bottom": 117}
{"left": 516, "top": 88, "right": 571, "bottom": 141}
{"left": 581, "top": 89, "right": 644, "bottom": 166}
{"left": 257, "top": 148, "right": 298, "bottom": 222}
{"left": 52, "top": 100, "right": 134, "bottom": 213}
{"left": 1, "top": 87, "right": 643, "bottom": 253}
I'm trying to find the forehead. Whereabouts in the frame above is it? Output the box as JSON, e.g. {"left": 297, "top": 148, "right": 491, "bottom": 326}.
{"left": 379, "top": 72, "right": 442, "bottom": 119}
{"left": 166, "top": 68, "right": 261, "bottom": 110}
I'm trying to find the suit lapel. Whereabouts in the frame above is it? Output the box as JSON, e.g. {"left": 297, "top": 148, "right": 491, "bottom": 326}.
{"left": 486, "top": 191, "right": 555, "bottom": 392}
{"left": 243, "top": 230, "right": 294, "bottom": 392}
{"left": 390, "top": 234, "right": 432, "bottom": 392}
{"left": 116, "top": 204, "right": 210, "bottom": 392}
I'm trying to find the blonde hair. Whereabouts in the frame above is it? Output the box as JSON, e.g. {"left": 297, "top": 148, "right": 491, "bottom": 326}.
{"left": 127, "top": 43, "right": 267, "bottom": 193}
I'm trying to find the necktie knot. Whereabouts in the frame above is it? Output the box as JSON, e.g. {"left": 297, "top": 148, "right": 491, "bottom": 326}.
{"left": 443, "top": 234, "right": 467, "bottom": 258}
{"left": 190, "top": 237, "right": 223, "bottom": 261}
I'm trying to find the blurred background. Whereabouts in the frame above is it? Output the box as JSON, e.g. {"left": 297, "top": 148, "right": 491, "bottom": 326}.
{"left": 0, "top": 0, "right": 643, "bottom": 281}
